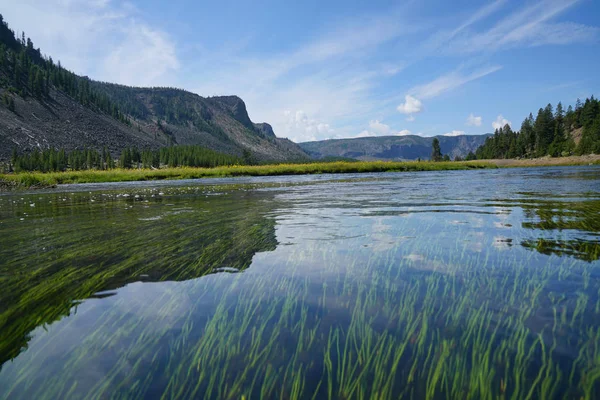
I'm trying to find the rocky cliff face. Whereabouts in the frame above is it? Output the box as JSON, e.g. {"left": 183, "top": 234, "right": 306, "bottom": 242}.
{"left": 299, "top": 134, "right": 491, "bottom": 161}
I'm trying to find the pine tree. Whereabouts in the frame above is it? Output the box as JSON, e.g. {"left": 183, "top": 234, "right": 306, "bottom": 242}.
{"left": 44, "top": 70, "right": 50, "bottom": 96}
{"left": 534, "top": 105, "right": 555, "bottom": 156}
{"left": 548, "top": 102, "right": 566, "bottom": 157}
{"left": 431, "top": 138, "right": 442, "bottom": 161}
{"left": 34, "top": 69, "right": 43, "bottom": 97}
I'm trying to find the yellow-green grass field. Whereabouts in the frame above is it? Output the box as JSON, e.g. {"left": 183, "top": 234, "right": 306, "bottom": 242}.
{"left": 2, "top": 154, "right": 599, "bottom": 189}
{"left": 0, "top": 160, "right": 496, "bottom": 189}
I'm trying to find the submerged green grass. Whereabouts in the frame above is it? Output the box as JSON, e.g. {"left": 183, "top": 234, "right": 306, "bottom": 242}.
{"left": 1, "top": 171, "right": 599, "bottom": 399}
{"left": 0, "top": 160, "right": 496, "bottom": 188}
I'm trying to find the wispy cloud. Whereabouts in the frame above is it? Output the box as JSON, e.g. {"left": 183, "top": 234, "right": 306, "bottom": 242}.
{"left": 492, "top": 115, "right": 512, "bottom": 130}
{"left": 0, "top": 0, "right": 596, "bottom": 143}
{"left": 387, "top": 65, "right": 500, "bottom": 122}
{"left": 351, "top": 120, "right": 414, "bottom": 138}
{"left": 102, "top": 23, "right": 179, "bottom": 86}
{"left": 441, "top": 0, "right": 598, "bottom": 54}
{"left": 0, "top": 0, "right": 180, "bottom": 86}
{"left": 466, "top": 113, "right": 482, "bottom": 126}
{"left": 410, "top": 65, "right": 502, "bottom": 100}
{"left": 443, "top": 130, "right": 466, "bottom": 136}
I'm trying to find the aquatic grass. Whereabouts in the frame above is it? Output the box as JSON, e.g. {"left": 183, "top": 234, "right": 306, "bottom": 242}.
{"left": 1, "top": 171, "right": 600, "bottom": 399}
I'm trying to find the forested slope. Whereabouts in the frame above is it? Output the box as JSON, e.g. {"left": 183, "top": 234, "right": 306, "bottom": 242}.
{"left": 0, "top": 14, "right": 308, "bottom": 163}
{"left": 475, "top": 97, "right": 600, "bottom": 159}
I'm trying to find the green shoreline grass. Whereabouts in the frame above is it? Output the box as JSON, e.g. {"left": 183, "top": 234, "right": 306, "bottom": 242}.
{"left": 0, "top": 160, "right": 496, "bottom": 189}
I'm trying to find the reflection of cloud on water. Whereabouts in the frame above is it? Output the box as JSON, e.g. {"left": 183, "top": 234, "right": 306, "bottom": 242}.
{"left": 372, "top": 218, "right": 391, "bottom": 233}
{"left": 404, "top": 253, "right": 425, "bottom": 262}
{"left": 464, "top": 231, "right": 485, "bottom": 253}
{"left": 470, "top": 216, "right": 485, "bottom": 228}
{"left": 0, "top": 278, "right": 216, "bottom": 396}
{"left": 403, "top": 253, "right": 459, "bottom": 275}
{"left": 369, "top": 218, "right": 414, "bottom": 252}
{"left": 449, "top": 220, "right": 468, "bottom": 225}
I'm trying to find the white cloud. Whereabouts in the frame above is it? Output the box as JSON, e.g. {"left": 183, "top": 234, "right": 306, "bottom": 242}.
{"left": 102, "top": 24, "right": 179, "bottom": 86}
{"left": 442, "top": 0, "right": 599, "bottom": 55}
{"left": 410, "top": 65, "right": 502, "bottom": 100}
{"left": 355, "top": 122, "right": 412, "bottom": 138}
{"left": 443, "top": 130, "right": 466, "bottom": 136}
{"left": 0, "top": 0, "right": 180, "bottom": 87}
{"left": 492, "top": 115, "right": 512, "bottom": 130}
{"left": 355, "top": 130, "right": 377, "bottom": 138}
{"left": 397, "top": 95, "right": 423, "bottom": 115}
{"left": 466, "top": 113, "right": 482, "bottom": 126}
{"left": 283, "top": 110, "right": 334, "bottom": 142}
{"left": 381, "top": 63, "right": 405, "bottom": 76}
{"left": 526, "top": 22, "right": 599, "bottom": 46}
{"left": 1, "top": 0, "right": 595, "bottom": 144}
{"left": 368, "top": 120, "right": 391, "bottom": 134}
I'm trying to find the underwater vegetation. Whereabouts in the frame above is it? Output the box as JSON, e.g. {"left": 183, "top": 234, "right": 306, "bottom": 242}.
{"left": 0, "top": 167, "right": 599, "bottom": 399}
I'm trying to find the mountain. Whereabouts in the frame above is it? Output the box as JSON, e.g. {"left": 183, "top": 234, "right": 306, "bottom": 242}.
{"left": 0, "top": 14, "right": 308, "bottom": 162}
{"left": 299, "top": 134, "right": 491, "bottom": 161}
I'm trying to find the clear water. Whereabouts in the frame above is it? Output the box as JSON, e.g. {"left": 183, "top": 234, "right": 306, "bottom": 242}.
{"left": 0, "top": 167, "right": 599, "bottom": 399}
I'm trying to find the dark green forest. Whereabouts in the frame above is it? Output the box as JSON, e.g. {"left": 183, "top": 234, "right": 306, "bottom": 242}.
{"left": 0, "top": 13, "right": 250, "bottom": 173}
{"left": 475, "top": 97, "right": 600, "bottom": 159}
{"left": 0, "top": 14, "right": 131, "bottom": 124}
{"left": 10, "top": 145, "right": 241, "bottom": 173}
{"left": 0, "top": 14, "right": 233, "bottom": 133}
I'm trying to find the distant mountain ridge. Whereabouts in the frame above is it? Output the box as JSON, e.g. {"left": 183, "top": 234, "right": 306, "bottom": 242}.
{"left": 0, "top": 14, "right": 308, "bottom": 162}
{"left": 299, "top": 134, "right": 491, "bottom": 161}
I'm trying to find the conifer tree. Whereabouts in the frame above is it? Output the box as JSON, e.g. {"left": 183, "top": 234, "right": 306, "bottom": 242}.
{"left": 431, "top": 138, "right": 442, "bottom": 161}
{"left": 548, "top": 102, "right": 566, "bottom": 157}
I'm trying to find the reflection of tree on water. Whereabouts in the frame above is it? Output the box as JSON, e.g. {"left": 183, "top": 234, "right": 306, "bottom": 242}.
{"left": 518, "top": 197, "right": 600, "bottom": 261}
{"left": 522, "top": 238, "right": 600, "bottom": 262}
{"left": 0, "top": 188, "right": 279, "bottom": 368}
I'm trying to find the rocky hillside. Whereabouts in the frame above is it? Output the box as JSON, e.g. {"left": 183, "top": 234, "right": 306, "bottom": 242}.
{"left": 300, "top": 134, "right": 491, "bottom": 161}
{"left": 0, "top": 14, "right": 308, "bottom": 162}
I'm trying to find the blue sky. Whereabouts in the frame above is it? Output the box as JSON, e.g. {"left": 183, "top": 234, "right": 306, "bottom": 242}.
{"left": 1, "top": 0, "right": 598, "bottom": 142}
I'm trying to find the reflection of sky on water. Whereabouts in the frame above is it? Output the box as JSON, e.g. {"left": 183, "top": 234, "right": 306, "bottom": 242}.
{"left": 1, "top": 167, "right": 599, "bottom": 398}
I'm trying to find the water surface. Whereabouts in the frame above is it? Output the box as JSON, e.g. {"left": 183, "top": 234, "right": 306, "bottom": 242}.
{"left": 1, "top": 167, "right": 599, "bottom": 399}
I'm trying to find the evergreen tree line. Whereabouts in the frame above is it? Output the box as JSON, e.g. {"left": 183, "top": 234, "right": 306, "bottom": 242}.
{"left": 10, "top": 145, "right": 241, "bottom": 172}
{"left": 11, "top": 147, "right": 115, "bottom": 172}
{"left": 475, "top": 96, "right": 600, "bottom": 159}
{"left": 120, "top": 145, "right": 240, "bottom": 169}
{"left": 0, "top": 14, "right": 268, "bottom": 144}
{"left": 0, "top": 14, "right": 130, "bottom": 124}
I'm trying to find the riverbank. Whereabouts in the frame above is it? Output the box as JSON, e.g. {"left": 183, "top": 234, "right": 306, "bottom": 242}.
{"left": 1, "top": 155, "right": 598, "bottom": 190}
{"left": 487, "top": 154, "right": 600, "bottom": 167}
{"left": 0, "top": 160, "right": 496, "bottom": 189}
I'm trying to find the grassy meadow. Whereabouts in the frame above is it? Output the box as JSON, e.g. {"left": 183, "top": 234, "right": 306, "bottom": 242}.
{"left": 0, "top": 160, "right": 496, "bottom": 188}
